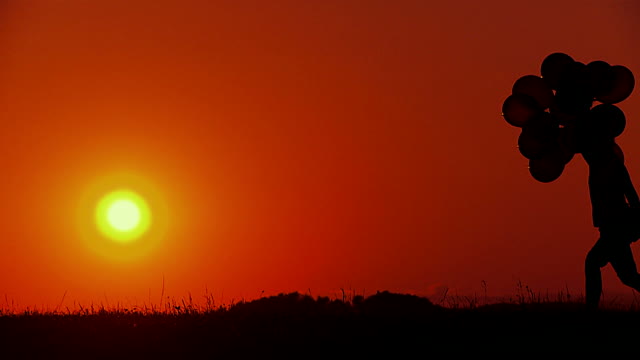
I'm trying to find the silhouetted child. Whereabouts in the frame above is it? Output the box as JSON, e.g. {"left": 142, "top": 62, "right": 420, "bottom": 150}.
{"left": 583, "top": 140, "right": 640, "bottom": 309}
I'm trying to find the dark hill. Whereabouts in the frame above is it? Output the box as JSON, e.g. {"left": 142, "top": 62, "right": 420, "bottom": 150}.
{"left": 0, "top": 291, "right": 639, "bottom": 358}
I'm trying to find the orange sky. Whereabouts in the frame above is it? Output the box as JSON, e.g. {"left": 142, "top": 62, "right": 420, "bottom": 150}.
{"left": 0, "top": 0, "right": 639, "bottom": 309}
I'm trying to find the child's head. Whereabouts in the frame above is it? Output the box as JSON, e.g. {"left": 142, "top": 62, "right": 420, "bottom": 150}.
{"left": 581, "top": 139, "right": 620, "bottom": 167}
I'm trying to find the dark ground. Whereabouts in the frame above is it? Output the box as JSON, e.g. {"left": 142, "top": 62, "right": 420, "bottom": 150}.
{"left": 1, "top": 291, "right": 639, "bottom": 358}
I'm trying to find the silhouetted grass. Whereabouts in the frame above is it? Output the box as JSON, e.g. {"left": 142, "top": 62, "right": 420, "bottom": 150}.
{"left": 1, "top": 287, "right": 640, "bottom": 357}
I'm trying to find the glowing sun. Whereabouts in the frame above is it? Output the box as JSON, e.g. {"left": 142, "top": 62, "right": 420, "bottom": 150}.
{"left": 95, "top": 189, "right": 151, "bottom": 243}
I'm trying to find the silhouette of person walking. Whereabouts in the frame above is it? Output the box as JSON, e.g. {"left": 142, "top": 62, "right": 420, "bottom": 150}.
{"left": 583, "top": 139, "right": 640, "bottom": 309}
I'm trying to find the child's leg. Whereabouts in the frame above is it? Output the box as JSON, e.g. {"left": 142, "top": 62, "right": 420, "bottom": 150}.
{"left": 585, "top": 237, "right": 609, "bottom": 309}
{"left": 610, "top": 244, "right": 640, "bottom": 292}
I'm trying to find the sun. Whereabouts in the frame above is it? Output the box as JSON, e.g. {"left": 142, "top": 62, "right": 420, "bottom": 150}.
{"left": 107, "top": 199, "right": 140, "bottom": 231}
{"left": 95, "top": 189, "right": 151, "bottom": 243}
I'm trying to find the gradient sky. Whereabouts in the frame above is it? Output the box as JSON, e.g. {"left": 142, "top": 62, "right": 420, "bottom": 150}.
{"left": 0, "top": 0, "right": 639, "bottom": 309}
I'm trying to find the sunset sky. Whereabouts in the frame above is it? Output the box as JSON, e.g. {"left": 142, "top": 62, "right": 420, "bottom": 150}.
{"left": 1, "top": 0, "right": 639, "bottom": 309}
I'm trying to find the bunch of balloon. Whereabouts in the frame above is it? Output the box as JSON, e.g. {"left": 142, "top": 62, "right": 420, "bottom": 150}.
{"left": 502, "top": 52, "right": 635, "bottom": 182}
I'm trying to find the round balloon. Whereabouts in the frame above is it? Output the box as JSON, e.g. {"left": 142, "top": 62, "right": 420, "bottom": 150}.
{"left": 524, "top": 112, "right": 559, "bottom": 139}
{"left": 502, "top": 93, "right": 542, "bottom": 127}
{"left": 586, "top": 60, "right": 614, "bottom": 99}
{"left": 517, "top": 112, "right": 558, "bottom": 159}
{"left": 549, "top": 108, "right": 579, "bottom": 127}
{"left": 596, "top": 65, "right": 635, "bottom": 104}
{"left": 512, "top": 75, "right": 554, "bottom": 109}
{"left": 556, "top": 126, "right": 577, "bottom": 163}
{"left": 529, "top": 156, "right": 565, "bottom": 183}
{"left": 541, "top": 52, "right": 574, "bottom": 90}
{"left": 557, "top": 61, "right": 588, "bottom": 92}
{"left": 518, "top": 128, "right": 551, "bottom": 160}
{"left": 588, "top": 103, "right": 626, "bottom": 138}
{"left": 551, "top": 88, "right": 593, "bottom": 116}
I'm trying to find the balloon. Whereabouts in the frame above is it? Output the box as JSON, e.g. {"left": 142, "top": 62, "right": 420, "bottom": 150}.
{"left": 551, "top": 88, "right": 593, "bottom": 116}
{"left": 541, "top": 52, "right": 574, "bottom": 90}
{"left": 596, "top": 65, "right": 635, "bottom": 104}
{"left": 508, "top": 54, "right": 633, "bottom": 184}
{"left": 556, "top": 126, "right": 577, "bottom": 163}
{"left": 549, "top": 108, "right": 579, "bottom": 127}
{"left": 512, "top": 75, "right": 554, "bottom": 109}
{"left": 518, "top": 128, "right": 551, "bottom": 160}
{"left": 575, "top": 104, "right": 625, "bottom": 153}
{"left": 529, "top": 155, "right": 565, "bottom": 183}
{"left": 502, "top": 93, "right": 543, "bottom": 127}
{"left": 524, "top": 112, "right": 559, "bottom": 139}
{"left": 517, "top": 112, "right": 559, "bottom": 159}
{"left": 546, "top": 61, "right": 592, "bottom": 117}
{"left": 557, "top": 61, "right": 588, "bottom": 91}
{"left": 588, "top": 103, "right": 626, "bottom": 138}
{"left": 586, "top": 60, "right": 614, "bottom": 98}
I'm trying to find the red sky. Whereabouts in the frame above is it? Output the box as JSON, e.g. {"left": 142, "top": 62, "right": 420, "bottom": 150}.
{"left": 0, "top": 0, "right": 639, "bottom": 309}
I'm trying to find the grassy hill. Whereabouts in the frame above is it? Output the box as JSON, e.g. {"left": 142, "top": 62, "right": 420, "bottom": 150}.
{"left": 1, "top": 291, "right": 639, "bottom": 358}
